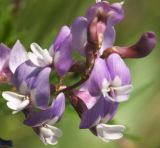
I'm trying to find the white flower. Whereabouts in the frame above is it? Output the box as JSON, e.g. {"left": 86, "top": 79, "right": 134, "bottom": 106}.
{"left": 40, "top": 124, "right": 62, "bottom": 145}
{"left": 2, "top": 91, "right": 29, "bottom": 114}
{"left": 28, "top": 43, "right": 53, "bottom": 67}
{"left": 101, "top": 76, "right": 133, "bottom": 102}
{"left": 96, "top": 123, "right": 125, "bottom": 142}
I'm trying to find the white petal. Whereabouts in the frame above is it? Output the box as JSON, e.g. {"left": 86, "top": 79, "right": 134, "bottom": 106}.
{"left": 112, "top": 76, "right": 122, "bottom": 87}
{"left": 13, "top": 100, "right": 30, "bottom": 114}
{"left": 29, "top": 43, "right": 53, "bottom": 67}
{"left": 40, "top": 127, "right": 54, "bottom": 138}
{"left": 114, "top": 84, "right": 133, "bottom": 95}
{"left": 30, "top": 43, "right": 44, "bottom": 58}
{"left": 28, "top": 52, "right": 46, "bottom": 67}
{"left": 101, "top": 79, "right": 110, "bottom": 97}
{"left": 45, "top": 136, "right": 58, "bottom": 145}
{"left": 116, "top": 95, "right": 129, "bottom": 102}
{"left": 96, "top": 124, "right": 125, "bottom": 142}
{"left": 46, "top": 124, "right": 63, "bottom": 138}
{"left": 2, "top": 91, "right": 25, "bottom": 103}
{"left": 7, "top": 102, "right": 20, "bottom": 110}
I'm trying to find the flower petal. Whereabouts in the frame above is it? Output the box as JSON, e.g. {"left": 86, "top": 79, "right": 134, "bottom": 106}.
{"left": 96, "top": 124, "right": 125, "bottom": 142}
{"left": 80, "top": 96, "right": 118, "bottom": 129}
{"left": 109, "top": 2, "right": 124, "bottom": 26}
{"left": 24, "top": 93, "right": 65, "bottom": 127}
{"left": 2, "top": 91, "right": 26, "bottom": 103}
{"left": 74, "top": 90, "right": 97, "bottom": 109}
{"left": 106, "top": 53, "right": 131, "bottom": 85}
{"left": 53, "top": 34, "right": 72, "bottom": 76}
{"left": 13, "top": 60, "right": 40, "bottom": 94}
{"left": 28, "top": 43, "right": 53, "bottom": 67}
{"left": 71, "top": 17, "right": 88, "bottom": 55}
{"left": 53, "top": 26, "right": 71, "bottom": 52}
{"left": 0, "top": 43, "right": 10, "bottom": 71}
{"left": 28, "top": 67, "right": 51, "bottom": 109}
{"left": 9, "top": 40, "right": 28, "bottom": 74}
{"left": 84, "top": 58, "right": 110, "bottom": 96}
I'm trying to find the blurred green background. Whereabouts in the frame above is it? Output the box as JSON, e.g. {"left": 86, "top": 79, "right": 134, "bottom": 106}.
{"left": 0, "top": 0, "right": 160, "bottom": 148}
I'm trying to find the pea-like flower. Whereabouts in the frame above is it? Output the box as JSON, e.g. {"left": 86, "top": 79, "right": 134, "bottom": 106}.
{"left": 83, "top": 53, "right": 132, "bottom": 102}
{"left": 24, "top": 93, "right": 65, "bottom": 145}
{"left": 72, "top": 90, "right": 125, "bottom": 142}
{"left": 28, "top": 26, "right": 72, "bottom": 76}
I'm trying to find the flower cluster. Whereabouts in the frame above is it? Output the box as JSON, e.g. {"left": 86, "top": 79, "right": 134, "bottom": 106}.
{"left": 0, "top": 0, "right": 156, "bottom": 145}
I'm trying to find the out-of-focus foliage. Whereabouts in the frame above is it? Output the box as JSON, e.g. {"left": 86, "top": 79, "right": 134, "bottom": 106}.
{"left": 0, "top": 0, "right": 160, "bottom": 148}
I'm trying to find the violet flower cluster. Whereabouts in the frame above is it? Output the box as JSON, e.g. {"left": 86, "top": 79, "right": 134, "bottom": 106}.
{"left": 0, "top": 0, "right": 157, "bottom": 145}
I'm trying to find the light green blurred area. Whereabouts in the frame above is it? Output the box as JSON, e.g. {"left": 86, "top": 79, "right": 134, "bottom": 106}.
{"left": 0, "top": 0, "right": 160, "bottom": 148}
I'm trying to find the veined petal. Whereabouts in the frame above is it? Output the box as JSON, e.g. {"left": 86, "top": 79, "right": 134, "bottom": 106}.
{"left": 53, "top": 26, "right": 71, "bottom": 52}
{"left": 2, "top": 91, "right": 29, "bottom": 113}
{"left": 53, "top": 34, "right": 72, "bottom": 76}
{"left": 28, "top": 67, "right": 51, "bottom": 109}
{"left": 114, "top": 84, "right": 133, "bottom": 95}
{"left": 86, "top": 1, "right": 110, "bottom": 23}
{"left": 71, "top": 17, "right": 88, "bottom": 55}
{"left": 24, "top": 93, "right": 65, "bottom": 127}
{"left": 109, "top": 2, "right": 124, "bottom": 26}
{"left": 29, "top": 43, "right": 53, "bottom": 67}
{"left": 75, "top": 90, "right": 98, "bottom": 109}
{"left": 2, "top": 91, "right": 26, "bottom": 103}
{"left": 106, "top": 53, "right": 131, "bottom": 85}
{"left": 13, "top": 60, "right": 40, "bottom": 94}
{"left": 80, "top": 96, "right": 118, "bottom": 129}
{"left": 96, "top": 124, "right": 125, "bottom": 142}
{"left": 9, "top": 40, "right": 28, "bottom": 74}
{"left": 85, "top": 58, "right": 110, "bottom": 96}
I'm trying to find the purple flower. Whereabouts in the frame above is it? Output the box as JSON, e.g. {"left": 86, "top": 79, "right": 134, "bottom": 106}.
{"left": 0, "top": 40, "right": 28, "bottom": 83}
{"left": 28, "top": 26, "right": 72, "bottom": 76}
{"left": 83, "top": 53, "right": 132, "bottom": 102}
{"left": 72, "top": 90, "right": 125, "bottom": 142}
{"left": 12, "top": 62, "right": 51, "bottom": 109}
{"left": 24, "top": 93, "right": 65, "bottom": 145}
{"left": 71, "top": 1, "right": 124, "bottom": 55}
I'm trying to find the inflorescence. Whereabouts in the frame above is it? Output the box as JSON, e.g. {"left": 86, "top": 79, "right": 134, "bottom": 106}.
{"left": 0, "top": 0, "right": 157, "bottom": 145}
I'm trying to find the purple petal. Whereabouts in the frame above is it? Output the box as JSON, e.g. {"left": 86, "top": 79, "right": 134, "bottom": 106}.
{"left": 87, "top": 2, "right": 124, "bottom": 26}
{"left": 75, "top": 90, "right": 98, "bottom": 110}
{"left": 9, "top": 40, "right": 28, "bottom": 74}
{"left": 71, "top": 17, "right": 88, "bottom": 55}
{"left": 80, "top": 96, "right": 118, "bottom": 129}
{"left": 84, "top": 58, "right": 110, "bottom": 96}
{"left": 109, "top": 2, "right": 124, "bottom": 26}
{"left": 24, "top": 93, "right": 65, "bottom": 127}
{"left": 86, "top": 1, "right": 110, "bottom": 23}
{"left": 99, "top": 26, "right": 116, "bottom": 55}
{"left": 13, "top": 60, "right": 40, "bottom": 94}
{"left": 53, "top": 26, "right": 71, "bottom": 52}
{"left": 0, "top": 44, "right": 12, "bottom": 82}
{"left": 106, "top": 53, "right": 131, "bottom": 84}
{"left": 53, "top": 34, "right": 72, "bottom": 76}
{"left": 28, "top": 67, "right": 51, "bottom": 109}
{"left": 0, "top": 43, "right": 10, "bottom": 71}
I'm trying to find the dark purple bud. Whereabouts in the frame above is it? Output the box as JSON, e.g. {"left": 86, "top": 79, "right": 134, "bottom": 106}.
{"left": 101, "top": 31, "right": 157, "bottom": 58}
